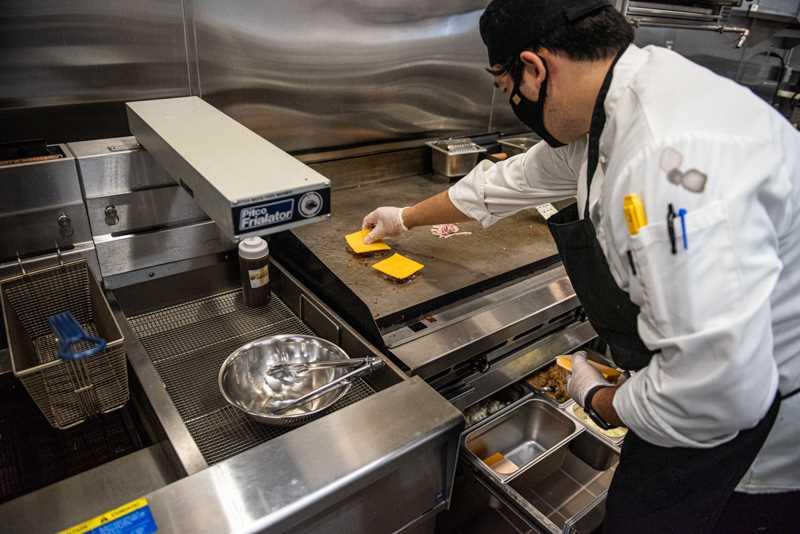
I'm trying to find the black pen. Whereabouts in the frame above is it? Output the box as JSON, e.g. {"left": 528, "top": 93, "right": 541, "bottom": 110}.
{"left": 627, "top": 250, "right": 637, "bottom": 275}
{"left": 667, "top": 203, "right": 677, "bottom": 255}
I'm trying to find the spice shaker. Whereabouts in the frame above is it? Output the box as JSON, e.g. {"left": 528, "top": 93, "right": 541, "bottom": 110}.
{"left": 238, "top": 236, "right": 270, "bottom": 306}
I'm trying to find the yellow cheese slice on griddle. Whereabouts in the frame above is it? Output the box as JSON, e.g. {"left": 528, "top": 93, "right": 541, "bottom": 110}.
{"left": 372, "top": 253, "right": 424, "bottom": 280}
{"left": 345, "top": 229, "right": 391, "bottom": 254}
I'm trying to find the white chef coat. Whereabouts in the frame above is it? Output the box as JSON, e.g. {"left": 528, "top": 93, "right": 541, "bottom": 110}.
{"left": 449, "top": 44, "right": 800, "bottom": 493}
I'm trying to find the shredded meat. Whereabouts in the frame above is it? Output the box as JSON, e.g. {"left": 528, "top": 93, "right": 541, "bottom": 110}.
{"left": 527, "top": 363, "right": 569, "bottom": 403}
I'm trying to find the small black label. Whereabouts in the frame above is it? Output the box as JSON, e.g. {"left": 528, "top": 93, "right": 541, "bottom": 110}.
{"left": 232, "top": 188, "right": 331, "bottom": 235}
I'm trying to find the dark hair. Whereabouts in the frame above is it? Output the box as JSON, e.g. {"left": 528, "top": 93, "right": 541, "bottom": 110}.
{"left": 535, "top": 7, "right": 634, "bottom": 61}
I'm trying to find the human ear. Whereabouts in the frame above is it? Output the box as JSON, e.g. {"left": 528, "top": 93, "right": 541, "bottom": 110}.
{"left": 518, "top": 50, "right": 546, "bottom": 98}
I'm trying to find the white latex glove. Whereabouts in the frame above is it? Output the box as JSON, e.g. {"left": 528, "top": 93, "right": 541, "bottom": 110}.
{"left": 361, "top": 206, "right": 409, "bottom": 244}
{"left": 566, "top": 351, "right": 612, "bottom": 408}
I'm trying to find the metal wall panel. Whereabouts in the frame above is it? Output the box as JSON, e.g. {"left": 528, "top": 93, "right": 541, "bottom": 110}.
{"left": 2, "top": 0, "right": 794, "bottom": 151}
{"left": 0, "top": 0, "right": 191, "bottom": 143}
{"left": 0, "top": 0, "right": 189, "bottom": 109}
{"left": 192, "top": 0, "right": 501, "bottom": 152}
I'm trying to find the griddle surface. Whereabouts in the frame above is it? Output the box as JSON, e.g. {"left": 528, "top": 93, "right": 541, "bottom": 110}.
{"left": 291, "top": 175, "right": 559, "bottom": 321}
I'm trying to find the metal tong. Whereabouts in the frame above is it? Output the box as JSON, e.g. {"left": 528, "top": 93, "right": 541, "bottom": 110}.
{"left": 266, "top": 357, "right": 381, "bottom": 379}
{"left": 268, "top": 357, "right": 385, "bottom": 414}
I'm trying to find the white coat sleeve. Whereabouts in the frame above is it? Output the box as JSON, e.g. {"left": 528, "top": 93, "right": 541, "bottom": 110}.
{"left": 448, "top": 141, "right": 582, "bottom": 227}
{"left": 611, "top": 134, "right": 791, "bottom": 448}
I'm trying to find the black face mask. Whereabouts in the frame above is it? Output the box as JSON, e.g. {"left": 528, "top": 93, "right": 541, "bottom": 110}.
{"left": 509, "top": 60, "right": 565, "bottom": 148}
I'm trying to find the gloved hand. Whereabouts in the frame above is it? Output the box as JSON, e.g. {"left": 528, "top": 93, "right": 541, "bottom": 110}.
{"left": 362, "top": 206, "right": 409, "bottom": 244}
{"left": 566, "top": 351, "right": 612, "bottom": 408}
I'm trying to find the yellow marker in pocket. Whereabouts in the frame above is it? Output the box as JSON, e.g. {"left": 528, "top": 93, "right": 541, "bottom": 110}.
{"left": 624, "top": 194, "right": 648, "bottom": 235}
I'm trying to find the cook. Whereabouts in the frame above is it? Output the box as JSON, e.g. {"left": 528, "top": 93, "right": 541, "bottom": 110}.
{"left": 361, "top": 1, "right": 800, "bottom": 532}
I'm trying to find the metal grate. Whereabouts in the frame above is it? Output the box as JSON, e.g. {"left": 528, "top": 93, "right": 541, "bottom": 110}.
{"left": 129, "top": 289, "right": 376, "bottom": 465}
{"left": 187, "top": 380, "right": 375, "bottom": 465}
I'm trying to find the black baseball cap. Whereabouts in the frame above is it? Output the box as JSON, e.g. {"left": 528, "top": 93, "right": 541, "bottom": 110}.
{"left": 480, "top": 0, "right": 613, "bottom": 67}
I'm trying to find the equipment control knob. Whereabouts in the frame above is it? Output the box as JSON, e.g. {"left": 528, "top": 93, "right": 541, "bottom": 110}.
{"left": 105, "top": 205, "right": 119, "bottom": 226}
{"left": 57, "top": 213, "right": 74, "bottom": 238}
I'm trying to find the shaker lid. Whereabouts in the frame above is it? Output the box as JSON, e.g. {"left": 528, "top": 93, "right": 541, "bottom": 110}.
{"left": 238, "top": 236, "right": 269, "bottom": 259}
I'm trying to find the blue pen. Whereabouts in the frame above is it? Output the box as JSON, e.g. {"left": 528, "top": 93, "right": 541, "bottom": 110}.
{"left": 678, "top": 208, "right": 688, "bottom": 250}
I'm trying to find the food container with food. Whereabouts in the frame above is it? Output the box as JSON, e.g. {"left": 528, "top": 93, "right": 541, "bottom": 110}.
{"left": 426, "top": 138, "right": 487, "bottom": 178}
{"left": 525, "top": 360, "right": 571, "bottom": 407}
{"left": 561, "top": 399, "right": 627, "bottom": 447}
{"left": 463, "top": 383, "right": 530, "bottom": 427}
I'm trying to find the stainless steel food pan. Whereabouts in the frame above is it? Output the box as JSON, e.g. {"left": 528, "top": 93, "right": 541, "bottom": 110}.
{"left": 498, "top": 136, "right": 540, "bottom": 157}
{"left": 508, "top": 431, "right": 619, "bottom": 533}
{"left": 427, "top": 138, "right": 486, "bottom": 178}
{"left": 464, "top": 398, "right": 579, "bottom": 483}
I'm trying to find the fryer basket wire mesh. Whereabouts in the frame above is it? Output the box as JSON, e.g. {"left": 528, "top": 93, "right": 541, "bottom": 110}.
{"left": 0, "top": 261, "right": 129, "bottom": 429}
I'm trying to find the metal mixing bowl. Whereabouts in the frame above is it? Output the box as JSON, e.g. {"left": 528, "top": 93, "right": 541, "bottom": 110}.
{"left": 219, "top": 334, "right": 353, "bottom": 426}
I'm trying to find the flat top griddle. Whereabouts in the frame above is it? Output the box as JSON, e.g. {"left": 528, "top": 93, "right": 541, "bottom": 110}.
{"left": 291, "top": 175, "right": 559, "bottom": 322}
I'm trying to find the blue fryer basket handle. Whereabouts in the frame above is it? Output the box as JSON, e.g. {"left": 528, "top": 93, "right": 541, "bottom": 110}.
{"left": 47, "top": 311, "right": 107, "bottom": 361}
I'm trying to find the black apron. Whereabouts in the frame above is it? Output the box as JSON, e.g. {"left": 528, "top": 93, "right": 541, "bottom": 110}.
{"left": 545, "top": 51, "right": 783, "bottom": 533}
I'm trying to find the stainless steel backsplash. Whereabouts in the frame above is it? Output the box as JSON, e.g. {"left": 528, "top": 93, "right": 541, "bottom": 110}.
{"left": 192, "top": 0, "right": 519, "bottom": 151}
{"left": 2, "top": 0, "right": 795, "bottom": 150}
{"left": 0, "top": 0, "right": 191, "bottom": 109}
{"left": 0, "top": 0, "right": 521, "bottom": 149}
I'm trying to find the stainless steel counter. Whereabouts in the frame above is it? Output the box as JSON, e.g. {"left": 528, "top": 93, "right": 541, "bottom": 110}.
{"left": 1, "top": 445, "right": 178, "bottom": 533}
{"left": 126, "top": 376, "right": 459, "bottom": 534}
{"left": 2, "top": 375, "right": 460, "bottom": 534}
{"left": 0, "top": 259, "right": 463, "bottom": 534}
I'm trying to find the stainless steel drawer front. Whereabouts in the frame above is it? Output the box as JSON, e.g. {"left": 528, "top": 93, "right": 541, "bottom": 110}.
{"left": 86, "top": 188, "right": 207, "bottom": 235}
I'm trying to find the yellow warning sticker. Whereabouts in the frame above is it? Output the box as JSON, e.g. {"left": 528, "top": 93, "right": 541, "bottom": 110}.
{"left": 58, "top": 498, "right": 157, "bottom": 534}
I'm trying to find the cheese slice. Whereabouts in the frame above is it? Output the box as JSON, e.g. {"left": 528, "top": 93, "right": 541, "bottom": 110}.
{"left": 483, "top": 452, "right": 519, "bottom": 475}
{"left": 372, "top": 253, "right": 424, "bottom": 280}
{"left": 556, "top": 355, "right": 621, "bottom": 380}
{"left": 345, "top": 229, "right": 391, "bottom": 254}
{"left": 484, "top": 452, "right": 505, "bottom": 466}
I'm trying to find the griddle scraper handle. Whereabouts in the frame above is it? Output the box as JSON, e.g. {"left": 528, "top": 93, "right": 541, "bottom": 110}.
{"left": 47, "top": 311, "right": 107, "bottom": 361}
